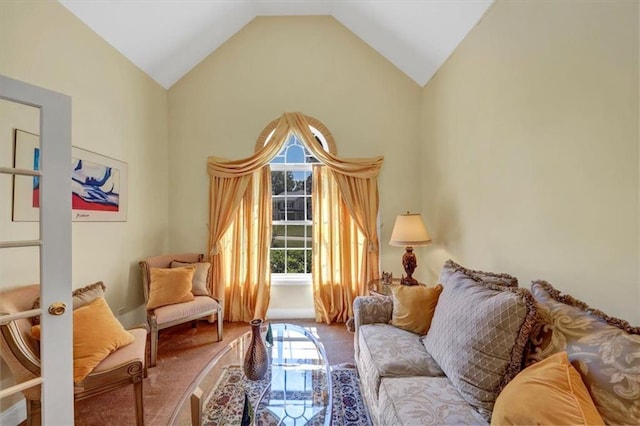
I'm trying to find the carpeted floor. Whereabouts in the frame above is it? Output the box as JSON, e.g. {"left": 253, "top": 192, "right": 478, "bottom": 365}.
{"left": 75, "top": 319, "right": 356, "bottom": 425}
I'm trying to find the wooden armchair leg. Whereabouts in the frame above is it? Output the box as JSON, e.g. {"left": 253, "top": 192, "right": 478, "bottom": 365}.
{"left": 217, "top": 309, "right": 223, "bottom": 341}
{"left": 26, "top": 399, "right": 41, "bottom": 426}
{"left": 149, "top": 323, "right": 158, "bottom": 368}
{"left": 134, "top": 379, "right": 144, "bottom": 426}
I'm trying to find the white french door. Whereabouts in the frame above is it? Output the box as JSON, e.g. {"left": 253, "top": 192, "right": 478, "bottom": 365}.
{"left": 0, "top": 75, "right": 73, "bottom": 424}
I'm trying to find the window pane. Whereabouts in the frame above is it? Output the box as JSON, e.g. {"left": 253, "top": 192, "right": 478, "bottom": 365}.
{"left": 286, "top": 250, "right": 305, "bottom": 273}
{"left": 272, "top": 171, "right": 285, "bottom": 195}
{"left": 305, "top": 250, "right": 312, "bottom": 274}
{"left": 292, "top": 171, "right": 306, "bottom": 192}
{"left": 270, "top": 250, "right": 285, "bottom": 273}
{"left": 305, "top": 225, "right": 312, "bottom": 248}
{"left": 284, "top": 171, "right": 295, "bottom": 194}
{"left": 305, "top": 172, "right": 312, "bottom": 194}
{"left": 305, "top": 197, "right": 312, "bottom": 221}
{"left": 286, "top": 193, "right": 305, "bottom": 220}
{"left": 286, "top": 145, "right": 305, "bottom": 164}
{"left": 272, "top": 225, "right": 285, "bottom": 248}
{"left": 272, "top": 197, "right": 286, "bottom": 221}
{"left": 285, "top": 225, "right": 305, "bottom": 248}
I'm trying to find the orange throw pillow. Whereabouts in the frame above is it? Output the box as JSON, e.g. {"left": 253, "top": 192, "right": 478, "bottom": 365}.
{"left": 491, "top": 351, "right": 605, "bottom": 425}
{"left": 33, "top": 297, "right": 135, "bottom": 383}
{"left": 73, "top": 297, "right": 135, "bottom": 383}
{"left": 391, "top": 284, "right": 443, "bottom": 335}
{"left": 146, "top": 266, "right": 196, "bottom": 309}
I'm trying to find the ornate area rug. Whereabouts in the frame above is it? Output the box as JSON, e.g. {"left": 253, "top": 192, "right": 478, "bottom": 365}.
{"left": 330, "top": 366, "right": 373, "bottom": 426}
{"left": 201, "top": 365, "right": 371, "bottom": 426}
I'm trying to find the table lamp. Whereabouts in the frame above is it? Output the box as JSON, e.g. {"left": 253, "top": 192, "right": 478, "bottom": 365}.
{"left": 389, "top": 212, "right": 431, "bottom": 285}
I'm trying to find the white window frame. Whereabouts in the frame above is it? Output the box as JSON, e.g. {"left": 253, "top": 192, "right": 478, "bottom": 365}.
{"left": 269, "top": 132, "right": 327, "bottom": 286}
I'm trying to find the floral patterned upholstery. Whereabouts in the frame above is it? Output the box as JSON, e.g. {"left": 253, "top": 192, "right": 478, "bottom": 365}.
{"left": 531, "top": 281, "right": 640, "bottom": 425}
{"left": 356, "top": 323, "right": 444, "bottom": 423}
{"left": 353, "top": 295, "right": 393, "bottom": 357}
{"left": 353, "top": 263, "right": 639, "bottom": 425}
{"left": 378, "top": 377, "right": 486, "bottom": 426}
{"left": 353, "top": 263, "right": 532, "bottom": 426}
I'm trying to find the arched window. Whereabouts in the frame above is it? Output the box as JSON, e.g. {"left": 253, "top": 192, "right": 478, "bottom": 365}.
{"left": 255, "top": 116, "right": 335, "bottom": 283}
{"left": 210, "top": 112, "right": 382, "bottom": 322}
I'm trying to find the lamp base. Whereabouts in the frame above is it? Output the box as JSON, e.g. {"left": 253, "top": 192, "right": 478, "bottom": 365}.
{"left": 401, "top": 247, "right": 419, "bottom": 286}
{"left": 401, "top": 276, "right": 419, "bottom": 286}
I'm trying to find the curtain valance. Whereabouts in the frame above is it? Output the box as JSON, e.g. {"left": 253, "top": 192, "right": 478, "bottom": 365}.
{"left": 207, "top": 112, "right": 383, "bottom": 178}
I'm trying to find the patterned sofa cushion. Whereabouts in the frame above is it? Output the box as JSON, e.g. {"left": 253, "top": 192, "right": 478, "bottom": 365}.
{"left": 438, "top": 259, "right": 518, "bottom": 287}
{"left": 422, "top": 271, "right": 537, "bottom": 421}
{"left": 379, "top": 376, "right": 487, "bottom": 426}
{"left": 356, "top": 323, "right": 444, "bottom": 423}
{"left": 531, "top": 281, "right": 640, "bottom": 425}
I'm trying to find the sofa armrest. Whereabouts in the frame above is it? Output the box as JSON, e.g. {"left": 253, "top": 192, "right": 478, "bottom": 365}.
{"left": 353, "top": 296, "right": 393, "bottom": 358}
{"left": 353, "top": 296, "right": 393, "bottom": 328}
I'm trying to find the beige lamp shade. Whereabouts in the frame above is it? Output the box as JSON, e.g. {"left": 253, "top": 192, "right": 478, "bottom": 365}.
{"left": 389, "top": 213, "right": 431, "bottom": 247}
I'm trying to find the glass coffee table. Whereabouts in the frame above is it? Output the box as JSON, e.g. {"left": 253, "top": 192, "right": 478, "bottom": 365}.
{"left": 170, "top": 323, "right": 332, "bottom": 426}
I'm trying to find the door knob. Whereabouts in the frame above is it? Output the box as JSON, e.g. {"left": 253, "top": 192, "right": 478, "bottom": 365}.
{"left": 48, "top": 302, "right": 66, "bottom": 316}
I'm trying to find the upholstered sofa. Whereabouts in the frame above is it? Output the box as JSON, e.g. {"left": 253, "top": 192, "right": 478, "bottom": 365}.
{"left": 353, "top": 260, "right": 639, "bottom": 425}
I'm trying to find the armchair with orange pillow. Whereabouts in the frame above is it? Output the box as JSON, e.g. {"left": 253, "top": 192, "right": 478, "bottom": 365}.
{"left": 0, "top": 283, "right": 146, "bottom": 426}
{"left": 138, "top": 253, "right": 223, "bottom": 367}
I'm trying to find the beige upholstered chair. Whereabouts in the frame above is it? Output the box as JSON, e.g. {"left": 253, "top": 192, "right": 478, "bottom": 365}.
{"left": 0, "top": 284, "right": 146, "bottom": 426}
{"left": 139, "top": 253, "right": 223, "bottom": 367}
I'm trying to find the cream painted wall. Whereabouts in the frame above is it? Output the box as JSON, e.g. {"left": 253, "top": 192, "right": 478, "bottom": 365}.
{"left": 0, "top": 0, "right": 170, "bottom": 326}
{"left": 167, "top": 16, "right": 422, "bottom": 314}
{"left": 420, "top": 0, "right": 640, "bottom": 324}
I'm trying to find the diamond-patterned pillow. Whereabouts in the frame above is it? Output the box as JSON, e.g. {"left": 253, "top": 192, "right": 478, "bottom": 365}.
{"left": 438, "top": 259, "right": 518, "bottom": 287}
{"left": 422, "top": 271, "right": 537, "bottom": 421}
{"left": 439, "top": 259, "right": 519, "bottom": 287}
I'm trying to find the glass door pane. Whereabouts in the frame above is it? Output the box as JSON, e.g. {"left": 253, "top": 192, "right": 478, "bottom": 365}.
{"left": 0, "top": 98, "right": 43, "bottom": 425}
{"left": 1, "top": 76, "right": 73, "bottom": 425}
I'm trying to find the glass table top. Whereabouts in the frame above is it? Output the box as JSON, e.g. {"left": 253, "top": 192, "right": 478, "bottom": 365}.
{"left": 170, "top": 323, "right": 332, "bottom": 426}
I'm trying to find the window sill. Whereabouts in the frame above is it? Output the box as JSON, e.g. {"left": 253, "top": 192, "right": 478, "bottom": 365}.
{"left": 271, "top": 275, "right": 312, "bottom": 286}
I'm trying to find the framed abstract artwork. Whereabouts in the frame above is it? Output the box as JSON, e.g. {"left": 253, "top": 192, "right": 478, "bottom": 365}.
{"left": 12, "top": 129, "right": 40, "bottom": 222}
{"left": 12, "top": 129, "right": 128, "bottom": 222}
{"left": 69, "top": 146, "right": 128, "bottom": 222}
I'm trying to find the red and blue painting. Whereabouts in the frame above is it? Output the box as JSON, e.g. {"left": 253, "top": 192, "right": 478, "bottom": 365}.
{"left": 13, "top": 129, "right": 128, "bottom": 222}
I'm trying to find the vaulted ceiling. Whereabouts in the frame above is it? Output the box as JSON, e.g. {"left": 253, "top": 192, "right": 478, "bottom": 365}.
{"left": 59, "top": 0, "right": 493, "bottom": 89}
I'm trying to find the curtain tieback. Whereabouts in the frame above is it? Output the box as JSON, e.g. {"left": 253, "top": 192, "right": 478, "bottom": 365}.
{"left": 211, "top": 242, "right": 221, "bottom": 256}
{"left": 368, "top": 242, "right": 377, "bottom": 252}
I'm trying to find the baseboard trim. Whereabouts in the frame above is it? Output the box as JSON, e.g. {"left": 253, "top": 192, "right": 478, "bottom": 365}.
{"left": 0, "top": 398, "right": 26, "bottom": 426}
{"left": 267, "top": 308, "right": 315, "bottom": 319}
